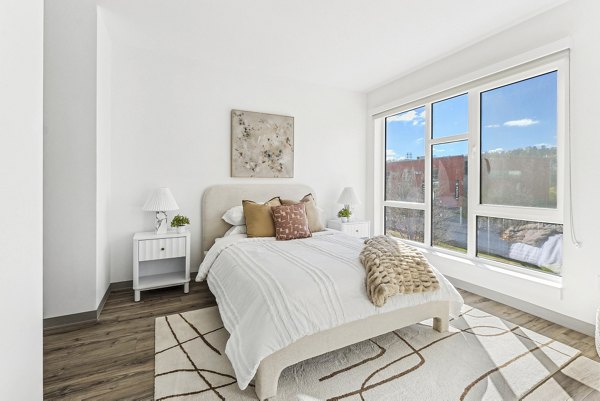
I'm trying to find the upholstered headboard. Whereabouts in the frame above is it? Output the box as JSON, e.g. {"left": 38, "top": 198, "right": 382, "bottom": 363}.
{"left": 201, "top": 184, "right": 314, "bottom": 255}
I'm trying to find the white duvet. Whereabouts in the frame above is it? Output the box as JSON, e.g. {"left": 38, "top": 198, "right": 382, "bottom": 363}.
{"left": 196, "top": 230, "right": 463, "bottom": 390}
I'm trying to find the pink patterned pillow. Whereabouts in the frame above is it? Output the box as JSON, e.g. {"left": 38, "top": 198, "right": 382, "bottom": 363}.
{"left": 271, "top": 203, "right": 312, "bottom": 241}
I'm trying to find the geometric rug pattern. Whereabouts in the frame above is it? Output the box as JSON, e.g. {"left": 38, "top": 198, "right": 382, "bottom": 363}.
{"left": 155, "top": 305, "right": 580, "bottom": 401}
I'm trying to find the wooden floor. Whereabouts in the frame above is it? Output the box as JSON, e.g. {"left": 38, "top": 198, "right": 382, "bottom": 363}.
{"left": 44, "top": 282, "right": 600, "bottom": 400}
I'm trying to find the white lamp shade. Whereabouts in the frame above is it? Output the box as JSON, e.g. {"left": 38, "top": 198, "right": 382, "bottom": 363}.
{"left": 337, "top": 187, "right": 360, "bottom": 205}
{"left": 142, "top": 187, "right": 179, "bottom": 211}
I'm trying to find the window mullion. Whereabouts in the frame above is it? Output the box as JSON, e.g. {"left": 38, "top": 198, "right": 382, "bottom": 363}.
{"left": 467, "top": 91, "right": 479, "bottom": 258}
{"left": 383, "top": 201, "right": 425, "bottom": 210}
{"left": 472, "top": 204, "right": 562, "bottom": 224}
{"left": 430, "top": 133, "right": 468, "bottom": 145}
{"left": 424, "top": 103, "right": 432, "bottom": 247}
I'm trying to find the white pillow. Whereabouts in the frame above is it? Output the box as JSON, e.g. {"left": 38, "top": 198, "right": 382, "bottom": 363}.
{"left": 224, "top": 225, "right": 247, "bottom": 236}
{"left": 222, "top": 205, "right": 245, "bottom": 226}
{"left": 316, "top": 206, "right": 326, "bottom": 227}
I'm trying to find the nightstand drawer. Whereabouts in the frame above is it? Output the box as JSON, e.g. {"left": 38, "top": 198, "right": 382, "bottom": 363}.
{"left": 341, "top": 224, "right": 369, "bottom": 238}
{"left": 327, "top": 219, "right": 370, "bottom": 238}
{"left": 138, "top": 237, "right": 186, "bottom": 261}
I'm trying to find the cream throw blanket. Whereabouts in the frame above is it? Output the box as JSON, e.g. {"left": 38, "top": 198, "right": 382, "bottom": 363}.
{"left": 359, "top": 236, "right": 439, "bottom": 306}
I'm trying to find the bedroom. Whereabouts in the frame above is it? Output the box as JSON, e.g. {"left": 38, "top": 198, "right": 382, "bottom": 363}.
{"left": 3, "top": 0, "right": 600, "bottom": 399}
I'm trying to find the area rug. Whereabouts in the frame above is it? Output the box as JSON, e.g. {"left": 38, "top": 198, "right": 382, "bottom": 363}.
{"left": 154, "top": 305, "right": 579, "bottom": 401}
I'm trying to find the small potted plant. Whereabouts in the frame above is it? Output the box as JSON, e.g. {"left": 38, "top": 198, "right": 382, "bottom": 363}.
{"left": 337, "top": 207, "right": 351, "bottom": 223}
{"left": 171, "top": 214, "right": 190, "bottom": 233}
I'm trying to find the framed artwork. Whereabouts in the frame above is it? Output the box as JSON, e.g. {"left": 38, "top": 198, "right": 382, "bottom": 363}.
{"left": 231, "top": 109, "right": 294, "bottom": 178}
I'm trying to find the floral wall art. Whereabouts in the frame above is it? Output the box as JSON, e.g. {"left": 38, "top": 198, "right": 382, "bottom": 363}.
{"left": 231, "top": 110, "right": 294, "bottom": 178}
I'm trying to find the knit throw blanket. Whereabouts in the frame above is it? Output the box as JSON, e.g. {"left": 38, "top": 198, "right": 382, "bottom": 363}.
{"left": 359, "top": 236, "right": 439, "bottom": 306}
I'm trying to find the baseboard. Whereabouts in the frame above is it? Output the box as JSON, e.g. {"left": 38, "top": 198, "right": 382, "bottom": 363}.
{"left": 448, "top": 276, "right": 595, "bottom": 337}
{"left": 44, "top": 281, "right": 126, "bottom": 329}
{"left": 110, "top": 279, "right": 133, "bottom": 290}
{"left": 43, "top": 309, "right": 98, "bottom": 329}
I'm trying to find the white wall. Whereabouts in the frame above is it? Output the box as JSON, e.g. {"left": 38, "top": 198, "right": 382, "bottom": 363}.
{"left": 97, "top": 7, "right": 112, "bottom": 308}
{"left": 98, "top": 35, "right": 367, "bottom": 282}
{"left": 44, "top": 0, "right": 110, "bottom": 318}
{"left": 0, "top": 0, "right": 43, "bottom": 398}
{"left": 367, "top": 0, "right": 600, "bottom": 326}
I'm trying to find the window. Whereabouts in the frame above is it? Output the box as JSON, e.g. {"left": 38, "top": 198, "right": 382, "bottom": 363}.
{"left": 380, "top": 56, "right": 565, "bottom": 277}
{"left": 385, "top": 107, "right": 426, "bottom": 203}
{"left": 432, "top": 141, "right": 468, "bottom": 252}
{"left": 385, "top": 207, "right": 425, "bottom": 242}
{"left": 476, "top": 217, "right": 562, "bottom": 275}
{"left": 480, "top": 72, "right": 558, "bottom": 208}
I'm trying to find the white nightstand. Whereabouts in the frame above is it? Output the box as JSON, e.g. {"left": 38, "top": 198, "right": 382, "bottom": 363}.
{"left": 327, "top": 219, "right": 370, "bottom": 239}
{"left": 133, "top": 231, "right": 191, "bottom": 302}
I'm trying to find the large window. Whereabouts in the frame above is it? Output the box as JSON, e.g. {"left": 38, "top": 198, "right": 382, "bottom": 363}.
{"left": 480, "top": 72, "right": 558, "bottom": 208}
{"left": 382, "top": 57, "right": 565, "bottom": 277}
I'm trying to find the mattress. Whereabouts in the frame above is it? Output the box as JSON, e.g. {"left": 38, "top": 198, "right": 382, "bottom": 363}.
{"left": 195, "top": 230, "right": 464, "bottom": 389}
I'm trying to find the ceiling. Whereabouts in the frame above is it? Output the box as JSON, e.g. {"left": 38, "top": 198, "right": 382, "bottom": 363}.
{"left": 99, "top": 0, "right": 569, "bottom": 92}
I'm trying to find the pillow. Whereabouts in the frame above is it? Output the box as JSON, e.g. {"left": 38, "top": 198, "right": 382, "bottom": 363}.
{"left": 280, "top": 193, "right": 325, "bottom": 232}
{"left": 271, "top": 203, "right": 312, "bottom": 241}
{"left": 222, "top": 205, "right": 245, "bottom": 226}
{"left": 224, "top": 225, "right": 247, "bottom": 237}
{"left": 242, "top": 197, "right": 282, "bottom": 237}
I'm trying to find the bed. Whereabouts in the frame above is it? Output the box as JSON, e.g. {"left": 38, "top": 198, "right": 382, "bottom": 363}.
{"left": 197, "top": 184, "right": 463, "bottom": 400}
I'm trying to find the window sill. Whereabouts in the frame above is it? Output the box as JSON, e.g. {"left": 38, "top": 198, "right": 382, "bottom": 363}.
{"left": 402, "top": 240, "right": 563, "bottom": 289}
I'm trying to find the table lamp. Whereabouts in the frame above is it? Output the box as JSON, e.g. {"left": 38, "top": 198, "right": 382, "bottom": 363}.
{"left": 337, "top": 187, "right": 360, "bottom": 220}
{"left": 142, "top": 187, "right": 179, "bottom": 234}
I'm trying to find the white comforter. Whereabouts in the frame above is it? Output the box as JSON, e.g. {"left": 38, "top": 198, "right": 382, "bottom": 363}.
{"left": 196, "top": 231, "right": 463, "bottom": 390}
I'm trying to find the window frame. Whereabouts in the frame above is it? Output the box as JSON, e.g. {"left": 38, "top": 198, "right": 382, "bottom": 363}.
{"left": 378, "top": 53, "right": 568, "bottom": 278}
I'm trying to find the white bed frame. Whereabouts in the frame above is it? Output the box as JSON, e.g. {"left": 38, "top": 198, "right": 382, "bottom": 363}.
{"left": 201, "top": 184, "right": 450, "bottom": 400}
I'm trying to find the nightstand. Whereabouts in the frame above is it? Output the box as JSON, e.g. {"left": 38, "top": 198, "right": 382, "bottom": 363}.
{"left": 133, "top": 231, "right": 191, "bottom": 302}
{"left": 327, "top": 219, "right": 370, "bottom": 239}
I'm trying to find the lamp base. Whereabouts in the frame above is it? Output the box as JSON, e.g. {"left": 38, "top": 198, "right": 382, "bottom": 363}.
{"left": 155, "top": 211, "right": 168, "bottom": 234}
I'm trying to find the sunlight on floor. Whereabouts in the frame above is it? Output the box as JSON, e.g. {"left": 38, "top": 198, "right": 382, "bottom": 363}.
{"left": 562, "top": 356, "right": 600, "bottom": 392}
{"left": 525, "top": 356, "right": 600, "bottom": 400}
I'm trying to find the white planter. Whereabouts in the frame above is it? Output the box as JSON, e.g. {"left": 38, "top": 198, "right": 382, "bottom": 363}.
{"left": 177, "top": 225, "right": 187, "bottom": 234}
{"left": 341, "top": 217, "right": 348, "bottom": 223}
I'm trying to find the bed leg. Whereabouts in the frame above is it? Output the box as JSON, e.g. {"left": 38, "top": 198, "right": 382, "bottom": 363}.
{"left": 254, "top": 362, "right": 281, "bottom": 401}
{"left": 433, "top": 315, "right": 449, "bottom": 333}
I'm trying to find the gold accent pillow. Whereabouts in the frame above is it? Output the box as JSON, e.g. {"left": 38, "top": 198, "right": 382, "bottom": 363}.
{"left": 242, "top": 197, "right": 282, "bottom": 237}
{"left": 271, "top": 203, "right": 312, "bottom": 241}
{"left": 280, "top": 193, "right": 324, "bottom": 232}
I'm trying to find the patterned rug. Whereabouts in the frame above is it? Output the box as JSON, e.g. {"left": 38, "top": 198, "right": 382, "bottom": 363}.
{"left": 154, "top": 305, "right": 579, "bottom": 401}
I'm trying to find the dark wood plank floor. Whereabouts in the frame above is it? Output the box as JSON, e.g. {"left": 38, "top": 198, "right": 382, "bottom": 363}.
{"left": 44, "top": 282, "right": 599, "bottom": 400}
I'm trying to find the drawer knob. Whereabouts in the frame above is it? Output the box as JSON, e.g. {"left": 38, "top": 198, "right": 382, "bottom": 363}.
{"left": 355, "top": 229, "right": 359, "bottom": 232}
{"left": 161, "top": 247, "right": 165, "bottom": 251}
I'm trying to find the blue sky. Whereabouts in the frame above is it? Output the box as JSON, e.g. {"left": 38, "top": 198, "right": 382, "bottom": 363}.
{"left": 481, "top": 71, "right": 557, "bottom": 153}
{"left": 385, "top": 71, "right": 557, "bottom": 159}
{"left": 386, "top": 106, "right": 426, "bottom": 161}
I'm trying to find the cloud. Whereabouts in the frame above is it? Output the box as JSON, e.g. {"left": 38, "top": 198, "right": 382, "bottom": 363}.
{"left": 485, "top": 124, "right": 500, "bottom": 128}
{"left": 416, "top": 138, "right": 424, "bottom": 143}
{"left": 386, "top": 149, "right": 408, "bottom": 161}
{"left": 386, "top": 149, "right": 397, "bottom": 161}
{"left": 503, "top": 118, "right": 539, "bottom": 127}
{"left": 533, "top": 143, "right": 556, "bottom": 149}
{"left": 488, "top": 148, "right": 504, "bottom": 153}
{"left": 387, "top": 109, "right": 426, "bottom": 124}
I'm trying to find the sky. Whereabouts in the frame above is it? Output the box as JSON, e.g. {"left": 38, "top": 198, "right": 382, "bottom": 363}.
{"left": 385, "top": 71, "right": 557, "bottom": 160}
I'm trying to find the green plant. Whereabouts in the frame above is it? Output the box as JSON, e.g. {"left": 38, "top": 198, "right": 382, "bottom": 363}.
{"left": 337, "top": 207, "right": 351, "bottom": 218}
{"left": 171, "top": 214, "right": 190, "bottom": 227}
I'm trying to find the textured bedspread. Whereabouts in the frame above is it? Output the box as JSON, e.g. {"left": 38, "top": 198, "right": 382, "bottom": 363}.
{"left": 195, "top": 231, "right": 463, "bottom": 390}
